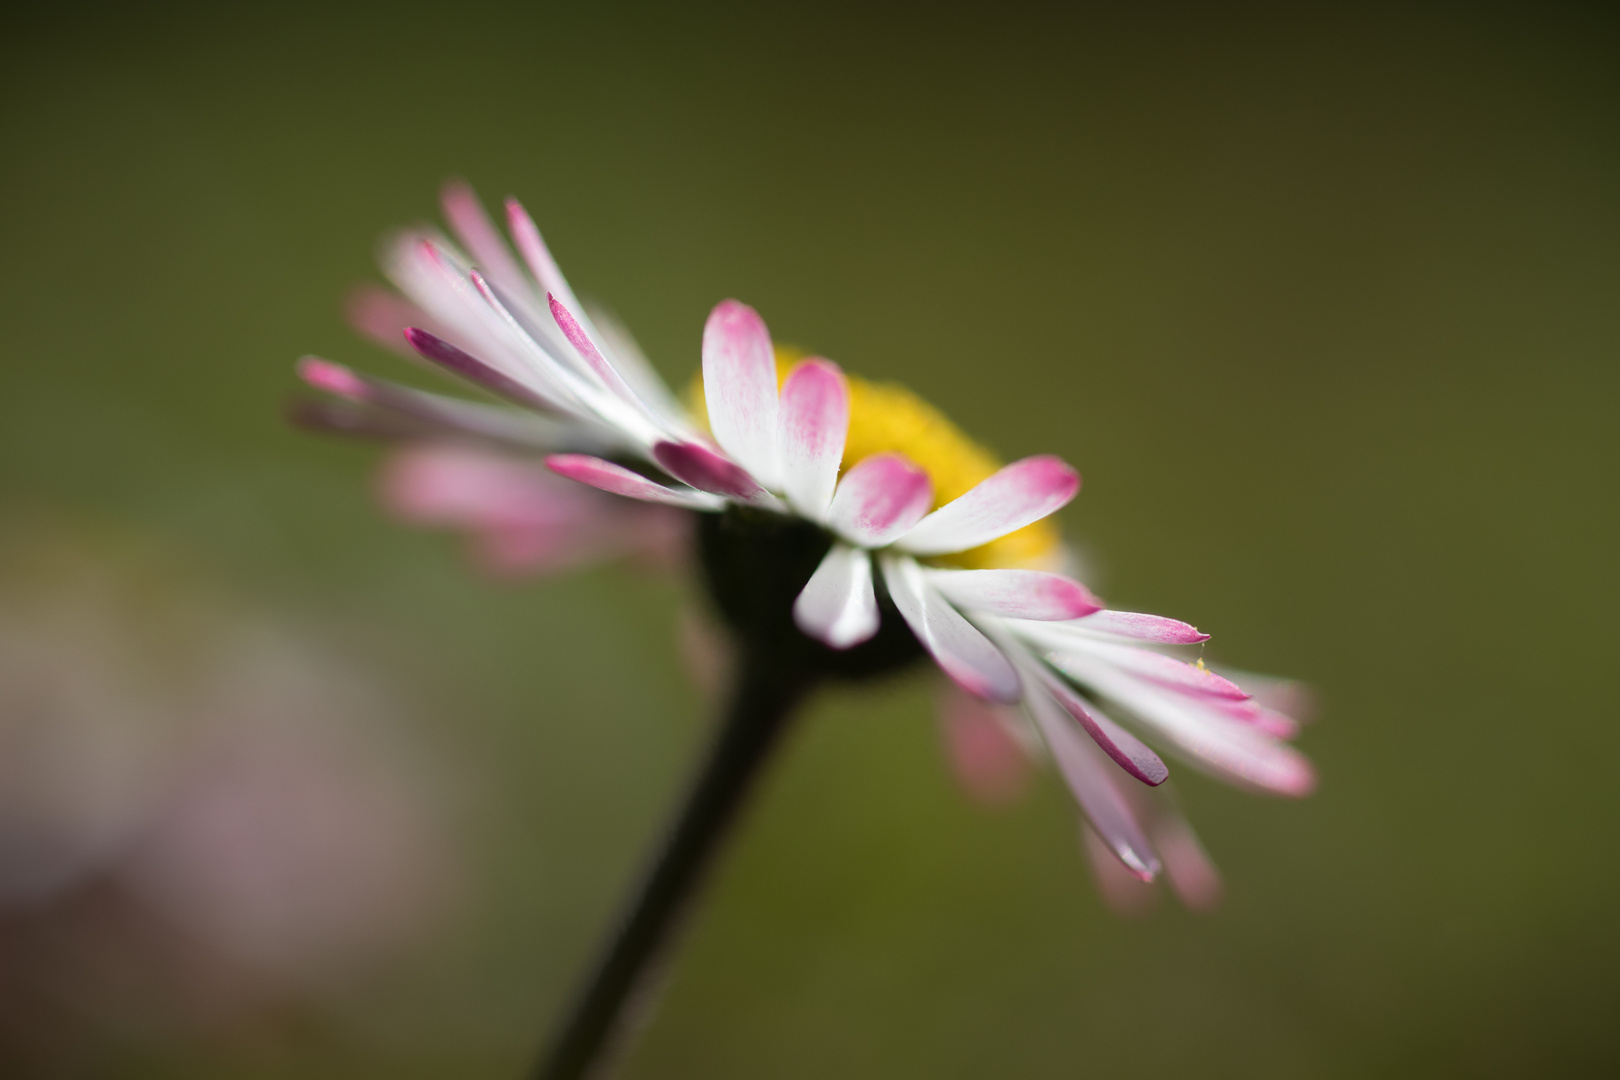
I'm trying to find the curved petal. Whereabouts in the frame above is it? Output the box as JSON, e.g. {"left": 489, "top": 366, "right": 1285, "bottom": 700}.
{"left": 701, "top": 300, "right": 781, "bottom": 488}
{"left": 1025, "top": 681, "right": 1160, "bottom": 879}
{"left": 927, "top": 568, "right": 1102, "bottom": 620}
{"left": 1038, "top": 673, "right": 1169, "bottom": 786}
{"left": 793, "top": 543, "right": 879, "bottom": 649}
{"left": 296, "top": 357, "right": 575, "bottom": 448}
{"left": 1067, "top": 609, "right": 1209, "bottom": 644}
{"left": 545, "top": 454, "right": 723, "bottom": 510}
{"left": 777, "top": 359, "right": 850, "bottom": 520}
{"left": 404, "top": 327, "right": 558, "bottom": 412}
{"left": 880, "top": 555, "right": 1020, "bottom": 703}
{"left": 441, "top": 180, "right": 534, "bottom": 304}
{"left": 895, "top": 455, "right": 1080, "bottom": 556}
{"left": 548, "top": 293, "right": 670, "bottom": 430}
{"left": 826, "top": 453, "right": 934, "bottom": 548}
{"left": 1039, "top": 647, "right": 1314, "bottom": 797}
{"left": 1015, "top": 624, "right": 1248, "bottom": 700}
{"left": 651, "top": 440, "right": 765, "bottom": 500}
{"left": 505, "top": 197, "right": 582, "bottom": 315}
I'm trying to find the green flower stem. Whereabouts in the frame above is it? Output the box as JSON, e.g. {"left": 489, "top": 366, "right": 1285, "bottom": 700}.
{"left": 532, "top": 655, "right": 816, "bottom": 1080}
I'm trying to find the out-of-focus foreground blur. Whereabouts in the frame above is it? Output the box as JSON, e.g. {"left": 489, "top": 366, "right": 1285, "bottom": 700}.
{"left": 1, "top": 3, "right": 1616, "bottom": 1078}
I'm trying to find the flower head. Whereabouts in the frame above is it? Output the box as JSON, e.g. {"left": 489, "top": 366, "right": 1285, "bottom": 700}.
{"left": 297, "top": 182, "right": 1314, "bottom": 896}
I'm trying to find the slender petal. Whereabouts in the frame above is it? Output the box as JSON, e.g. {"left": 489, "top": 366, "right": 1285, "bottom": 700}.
{"left": 778, "top": 359, "right": 850, "bottom": 520}
{"left": 880, "top": 555, "right": 1021, "bottom": 703}
{"left": 548, "top": 293, "right": 668, "bottom": 427}
{"left": 1067, "top": 609, "right": 1209, "bottom": 644}
{"left": 506, "top": 197, "right": 583, "bottom": 317}
{"left": 896, "top": 455, "right": 1080, "bottom": 556}
{"left": 1025, "top": 682, "right": 1160, "bottom": 879}
{"left": 1020, "top": 626, "right": 1248, "bottom": 700}
{"left": 1037, "top": 673, "right": 1169, "bottom": 786}
{"left": 826, "top": 453, "right": 934, "bottom": 548}
{"left": 702, "top": 300, "right": 781, "bottom": 488}
{"left": 582, "top": 300, "right": 690, "bottom": 430}
{"left": 1041, "top": 647, "right": 1315, "bottom": 796}
{"left": 793, "top": 543, "right": 879, "bottom": 649}
{"left": 390, "top": 236, "right": 583, "bottom": 412}
{"left": 545, "top": 454, "right": 724, "bottom": 510}
{"left": 467, "top": 269, "right": 657, "bottom": 443}
{"left": 404, "top": 327, "right": 558, "bottom": 412}
{"left": 927, "top": 568, "right": 1102, "bottom": 621}
{"left": 651, "top": 440, "right": 766, "bottom": 500}
{"left": 296, "top": 357, "right": 574, "bottom": 448}
{"left": 440, "top": 180, "right": 535, "bottom": 303}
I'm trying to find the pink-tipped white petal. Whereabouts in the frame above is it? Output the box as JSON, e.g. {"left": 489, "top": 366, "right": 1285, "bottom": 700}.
{"left": 296, "top": 356, "right": 573, "bottom": 448}
{"left": 895, "top": 455, "right": 1080, "bottom": 556}
{"left": 1025, "top": 683, "right": 1160, "bottom": 880}
{"left": 548, "top": 293, "right": 668, "bottom": 429}
{"left": 793, "top": 544, "right": 879, "bottom": 649}
{"left": 927, "top": 569, "right": 1102, "bottom": 621}
{"left": 938, "top": 685, "right": 1036, "bottom": 806}
{"left": 505, "top": 198, "right": 583, "bottom": 317}
{"left": 826, "top": 453, "right": 934, "bottom": 548}
{"left": 702, "top": 300, "right": 781, "bottom": 488}
{"left": 777, "top": 359, "right": 850, "bottom": 520}
{"left": 880, "top": 555, "right": 1021, "bottom": 704}
{"left": 441, "top": 180, "right": 534, "bottom": 303}
{"left": 546, "top": 454, "right": 723, "bottom": 510}
{"left": 1069, "top": 609, "right": 1209, "bottom": 644}
{"left": 1022, "top": 627, "right": 1249, "bottom": 701}
{"left": 651, "top": 441, "right": 765, "bottom": 500}
{"left": 1038, "top": 674, "right": 1169, "bottom": 786}
{"left": 404, "top": 327, "right": 557, "bottom": 412}
{"left": 1039, "top": 648, "right": 1315, "bottom": 797}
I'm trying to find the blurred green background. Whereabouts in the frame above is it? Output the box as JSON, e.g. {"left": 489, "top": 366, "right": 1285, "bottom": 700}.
{"left": 2, "top": 2, "right": 1617, "bottom": 1077}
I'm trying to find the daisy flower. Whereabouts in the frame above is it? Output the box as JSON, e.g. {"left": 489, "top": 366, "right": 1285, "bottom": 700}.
{"left": 294, "top": 182, "right": 1315, "bottom": 1078}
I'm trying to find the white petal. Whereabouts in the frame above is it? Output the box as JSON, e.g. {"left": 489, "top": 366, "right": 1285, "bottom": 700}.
{"left": 880, "top": 555, "right": 1020, "bottom": 703}
{"left": 826, "top": 453, "right": 933, "bottom": 548}
{"left": 545, "top": 454, "right": 724, "bottom": 510}
{"left": 777, "top": 359, "right": 849, "bottom": 520}
{"left": 702, "top": 300, "right": 781, "bottom": 488}
{"left": 926, "top": 568, "right": 1102, "bottom": 620}
{"left": 1024, "top": 681, "right": 1160, "bottom": 880}
{"left": 895, "top": 455, "right": 1079, "bottom": 556}
{"left": 793, "top": 544, "right": 879, "bottom": 649}
{"left": 1036, "top": 646, "right": 1315, "bottom": 797}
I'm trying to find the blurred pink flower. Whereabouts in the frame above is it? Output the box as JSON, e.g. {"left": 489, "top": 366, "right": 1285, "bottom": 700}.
{"left": 380, "top": 442, "right": 687, "bottom": 577}
{"left": 0, "top": 527, "right": 460, "bottom": 1059}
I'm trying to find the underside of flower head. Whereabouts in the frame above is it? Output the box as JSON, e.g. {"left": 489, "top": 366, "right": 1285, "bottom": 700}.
{"left": 292, "top": 180, "right": 1316, "bottom": 893}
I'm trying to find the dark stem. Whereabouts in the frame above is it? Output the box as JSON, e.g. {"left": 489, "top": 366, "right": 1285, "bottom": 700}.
{"left": 531, "top": 656, "right": 815, "bottom": 1080}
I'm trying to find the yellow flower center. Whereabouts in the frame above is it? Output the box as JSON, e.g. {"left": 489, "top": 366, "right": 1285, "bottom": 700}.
{"left": 687, "top": 348, "right": 1062, "bottom": 569}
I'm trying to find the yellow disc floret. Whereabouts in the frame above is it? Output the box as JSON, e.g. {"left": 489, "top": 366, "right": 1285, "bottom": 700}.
{"left": 686, "top": 347, "right": 1062, "bottom": 569}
